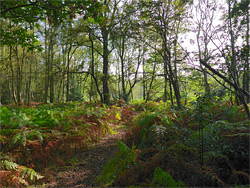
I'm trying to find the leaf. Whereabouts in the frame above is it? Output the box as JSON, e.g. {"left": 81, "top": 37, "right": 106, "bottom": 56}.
{"left": 115, "top": 112, "right": 121, "bottom": 120}
{"left": 2, "top": 160, "right": 18, "bottom": 171}
{"left": 150, "top": 167, "right": 185, "bottom": 187}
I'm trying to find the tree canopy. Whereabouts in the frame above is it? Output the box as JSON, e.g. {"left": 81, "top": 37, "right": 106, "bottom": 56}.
{"left": 0, "top": 0, "right": 249, "bottom": 118}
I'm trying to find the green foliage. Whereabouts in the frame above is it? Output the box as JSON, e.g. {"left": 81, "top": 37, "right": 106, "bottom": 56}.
{"left": 20, "top": 165, "right": 44, "bottom": 183}
{"left": 0, "top": 107, "right": 12, "bottom": 125}
{"left": 131, "top": 100, "right": 166, "bottom": 112}
{"left": 1, "top": 103, "right": 135, "bottom": 186}
{"left": 0, "top": 160, "right": 43, "bottom": 185}
{"left": 30, "top": 107, "right": 60, "bottom": 128}
{"left": 97, "top": 140, "right": 137, "bottom": 187}
{"left": 222, "top": 105, "right": 240, "bottom": 122}
{"left": 1, "top": 160, "right": 18, "bottom": 171}
{"left": 151, "top": 125, "right": 167, "bottom": 148}
{"left": 134, "top": 109, "right": 172, "bottom": 149}
{"left": 235, "top": 185, "right": 250, "bottom": 188}
{"left": 10, "top": 128, "right": 43, "bottom": 147}
{"left": 150, "top": 167, "right": 185, "bottom": 187}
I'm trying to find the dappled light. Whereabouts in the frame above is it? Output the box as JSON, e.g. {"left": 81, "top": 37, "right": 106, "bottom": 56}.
{"left": 0, "top": 0, "right": 249, "bottom": 187}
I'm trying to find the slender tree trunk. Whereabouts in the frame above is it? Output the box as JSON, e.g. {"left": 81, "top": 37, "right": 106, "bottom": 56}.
{"left": 228, "top": 1, "right": 240, "bottom": 104}
{"left": 119, "top": 37, "right": 127, "bottom": 101}
{"left": 27, "top": 58, "right": 32, "bottom": 105}
{"left": 245, "top": 11, "right": 250, "bottom": 103}
{"left": 62, "top": 45, "right": 66, "bottom": 102}
{"left": 102, "top": 27, "right": 110, "bottom": 104}
{"left": 166, "top": 53, "right": 181, "bottom": 108}
{"left": 10, "top": 47, "right": 17, "bottom": 105}
{"left": 173, "top": 38, "right": 182, "bottom": 103}
{"left": 89, "top": 30, "right": 103, "bottom": 102}
{"left": 143, "top": 56, "right": 146, "bottom": 100}
{"left": 49, "top": 29, "right": 55, "bottom": 103}
{"left": 116, "top": 57, "right": 121, "bottom": 100}
{"left": 58, "top": 77, "right": 62, "bottom": 102}
{"left": 146, "top": 59, "right": 157, "bottom": 102}
{"left": 44, "top": 18, "right": 49, "bottom": 103}
{"left": 197, "top": 24, "right": 211, "bottom": 94}
{"left": 169, "top": 78, "right": 173, "bottom": 105}
{"left": 126, "top": 48, "right": 141, "bottom": 99}
{"left": 66, "top": 45, "right": 71, "bottom": 102}
{"left": 15, "top": 46, "right": 23, "bottom": 106}
{"left": 163, "top": 38, "right": 181, "bottom": 108}
{"left": 164, "top": 62, "right": 168, "bottom": 102}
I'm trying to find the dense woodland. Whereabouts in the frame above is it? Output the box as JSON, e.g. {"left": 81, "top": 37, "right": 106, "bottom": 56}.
{"left": 0, "top": 0, "right": 249, "bottom": 187}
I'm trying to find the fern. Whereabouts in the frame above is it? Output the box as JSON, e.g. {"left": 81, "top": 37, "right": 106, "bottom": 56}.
{"left": 97, "top": 140, "right": 137, "bottom": 187}
{"left": 27, "top": 129, "right": 44, "bottom": 141}
{"left": 11, "top": 128, "right": 43, "bottom": 147}
{"left": 150, "top": 167, "right": 185, "bottom": 187}
{"left": 151, "top": 125, "right": 167, "bottom": 145}
{"left": 2, "top": 160, "right": 18, "bottom": 170}
{"left": 20, "top": 166, "right": 44, "bottom": 182}
{"left": 204, "top": 151, "right": 228, "bottom": 161}
{"left": 1, "top": 160, "right": 43, "bottom": 186}
{"left": 0, "top": 107, "right": 12, "bottom": 126}
{"left": 11, "top": 129, "right": 28, "bottom": 146}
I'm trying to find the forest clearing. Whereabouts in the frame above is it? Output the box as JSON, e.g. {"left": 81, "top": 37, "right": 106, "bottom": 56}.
{"left": 0, "top": 0, "right": 250, "bottom": 187}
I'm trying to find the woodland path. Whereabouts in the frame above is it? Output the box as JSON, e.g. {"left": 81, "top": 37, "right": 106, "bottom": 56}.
{"left": 45, "top": 126, "right": 129, "bottom": 187}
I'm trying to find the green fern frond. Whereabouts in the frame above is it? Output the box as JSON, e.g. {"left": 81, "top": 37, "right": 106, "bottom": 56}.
{"left": 20, "top": 166, "right": 43, "bottom": 182}
{"left": 204, "top": 151, "right": 228, "bottom": 161}
{"left": 11, "top": 128, "right": 43, "bottom": 147}
{"left": 11, "top": 130, "right": 28, "bottom": 146}
{"left": 97, "top": 140, "right": 137, "bottom": 187}
{"left": 1, "top": 160, "right": 43, "bottom": 184}
{"left": 151, "top": 125, "right": 167, "bottom": 147}
{"left": 150, "top": 167, "right": 186, "bottom": 187}
{"left": 151, "top": 125, "right": 166, "bottom": 137}
{"left": 27, "top": 129, "right": 44, "bottom": 141}
{"left": 2, "top": 160, "right": 18, "bottom": 171}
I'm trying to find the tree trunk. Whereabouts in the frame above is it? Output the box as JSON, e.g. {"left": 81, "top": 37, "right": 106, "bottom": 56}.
{"left": 89, "top": 30, "right": 103, "bottom": 102}
{"left": 27, "top": 58, "right": 32, "bottom": 105}
{"left": 119, "top": 37, "right": 127, "bottom": 101}
{"left": 102, "top": 27, "right": 110, "bottom": 104}
{"left": 10, "top": 48, "right": 17, "bottom": 105}
{"left": 49, "top": 31, "right": 54, "bottom": 103}
{"left": 44, "top": 18, "right": 49, "bottom": 103}
{"left": 143, "top": 56, "right": 146, "bottom": 100}
{"left": 164, "top": 61, "right": 168, "bottom": 102}
{"left": 66, "top": 45, "right": 71, "bottom": 102}
{"left": 146, "top": 60, "right": 157, "bottom": 102}
{"left": 58, "top": 77, "right": 62, "bottom": 102}
{"left": 245, "top": 11, "right": 250, "bottom": 103}
{"left": 169, "top": 78, "right": 174, "bottom": 106}
{"left": 228, "top": 0, "right": 250, "bottom": 119}
{"left": 166, "top": 53, "right": 181, "bottom": 108}
{"left": 15, "top": 46, "right": 23, "bottom": 106}
{"left": 228, "top": 1, "right": 240, "bottom": 104}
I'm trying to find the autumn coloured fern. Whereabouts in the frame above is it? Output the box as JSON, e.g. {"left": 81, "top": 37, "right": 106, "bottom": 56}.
{"left": 0, "top": 160, "right": 43, "bottom": 187}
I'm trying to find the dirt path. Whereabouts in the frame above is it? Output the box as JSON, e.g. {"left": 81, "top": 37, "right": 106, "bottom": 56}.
{"left": 45, "top": 127, "right": 129, "bottom": 187}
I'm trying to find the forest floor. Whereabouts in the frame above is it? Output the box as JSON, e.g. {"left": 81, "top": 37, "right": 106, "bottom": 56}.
{"left": 1, "top": 101, "right": 249, "bottom": 187}
{"left": 44, "top": 118, "right": 131, "bottom": 187}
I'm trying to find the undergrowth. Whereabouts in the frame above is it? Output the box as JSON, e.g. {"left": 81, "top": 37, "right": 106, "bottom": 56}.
{"left": 99, "top": 99, "right": 250, "bottom": 187}
{"left": 0, "top": 102, "right": 131, "bottom": 187}
{"left": 1, "top": 99, "right": 249, "bottom": 187}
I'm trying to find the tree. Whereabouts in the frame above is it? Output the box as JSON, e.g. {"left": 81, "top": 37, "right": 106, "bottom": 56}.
{"left": 191, "top": 0, "right": 250, "bottom": 119}
{"left": 136, "top": 0, "right": 191, "bottom": 108}
{"left": 195, "top": 0, "right": 214, "bottom": 94}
